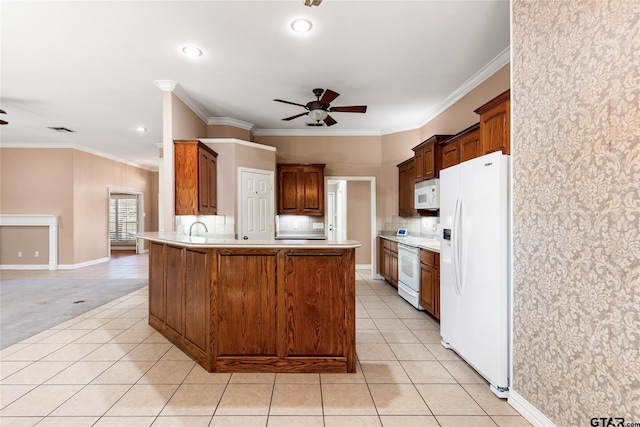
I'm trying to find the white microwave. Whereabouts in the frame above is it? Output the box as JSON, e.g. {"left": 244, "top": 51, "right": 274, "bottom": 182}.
{"left": 415, "top": 179, "right": 439, "bottom": 210}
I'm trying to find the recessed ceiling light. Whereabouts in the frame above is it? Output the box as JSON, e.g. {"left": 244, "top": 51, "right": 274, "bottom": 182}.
{"left": 136, "top": 126, "right": 147, "bottom": 132}
{"left": 291, "top": 18, "right": 312, "bottom": 33}
{"left": 182, "top": 45, "right": 203, "bottom": 57}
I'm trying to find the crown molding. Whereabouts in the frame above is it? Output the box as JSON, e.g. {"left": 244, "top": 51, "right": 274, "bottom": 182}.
{"left": 153, "top": 80, "right": 177, "bottom": 91}
{"left": 207, "top": 117, "right": 256, "bottom": 133}
{"left": 411, "top": 46, "right": 511, "bottom": 131}
{"left": 253, "top": 128, "right": 382, "bottom": 137}
{"left": 199, "top": 138, "right": 277, "bottom": 152}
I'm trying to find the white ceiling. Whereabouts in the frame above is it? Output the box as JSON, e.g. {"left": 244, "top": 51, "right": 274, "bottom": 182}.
{"left": 0, "top": 1, "right": 510, "bottom": 170}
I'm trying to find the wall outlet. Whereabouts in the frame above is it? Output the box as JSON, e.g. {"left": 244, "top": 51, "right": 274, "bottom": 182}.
{"left": 35, "top": 251, "right": 40, "bottom": 257}
{"left": 312, "top": 223, "right": 324, "bottom": 229}
{"left": 18, "top": 251, "right": 22, "bottom": 258}
{"left": 293, "top": 222, "right": 298, "bottom": 229}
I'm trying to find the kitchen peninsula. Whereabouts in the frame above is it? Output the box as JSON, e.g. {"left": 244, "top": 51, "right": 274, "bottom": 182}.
{"left": 138, "top": 232, "right": 360, "bottom": 373}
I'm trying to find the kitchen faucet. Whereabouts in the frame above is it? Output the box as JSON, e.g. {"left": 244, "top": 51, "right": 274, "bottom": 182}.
{"left": 189, "top": 221, "right": 208, "bottom": 236}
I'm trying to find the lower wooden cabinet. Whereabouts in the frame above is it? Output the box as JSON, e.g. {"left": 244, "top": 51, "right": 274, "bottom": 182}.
{"left": 378, "top": 237, "right": 398, "bottom": 288}
{"left": 419, "top": 248, "right": 440, "bottom": 320}
{"left": 148, "top": 242, "right": 356, "bottom": 373}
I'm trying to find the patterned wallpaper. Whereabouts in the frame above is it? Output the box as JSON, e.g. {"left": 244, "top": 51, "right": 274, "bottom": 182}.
{"left": 512, "top": 1, "right": 640, "bottom": 425}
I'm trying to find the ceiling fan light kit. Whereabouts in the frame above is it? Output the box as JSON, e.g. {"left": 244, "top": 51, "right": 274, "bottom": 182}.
{"left": 274, "top": 88, "right": 367, "bottom": 127}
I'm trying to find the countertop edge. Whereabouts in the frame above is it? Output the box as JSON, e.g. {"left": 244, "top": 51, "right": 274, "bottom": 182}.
{"left": 378, "top": 234, "right": 440, "bottom": 253}
{"left": 138, "top": 232, "right": 361, "bottom": 249}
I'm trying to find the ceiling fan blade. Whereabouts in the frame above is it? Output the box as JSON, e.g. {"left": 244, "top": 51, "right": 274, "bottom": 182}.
{"left": 274, "top": 99, "right": 307, "bottom": 108}
{"left": 0, "top": 109, "right": 6, "bottom": 114}
{"left": 282, "top": 112, "right": 309, "bottom": 121}
{"left": 0, "top": 119, "right": 8, "bottom": 125}
{"left": 329, "top": 105, "right": 367, "bottom": 113}
{"left": 323, "top": 115, "right": 337, "bottom": 126}
{"left": 319, "top": 89, "right": 340, "bottom": 105}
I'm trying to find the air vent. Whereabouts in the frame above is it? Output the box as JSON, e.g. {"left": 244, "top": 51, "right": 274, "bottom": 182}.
{"left": 48, "top": 127, "right": 76, "bottom": 133}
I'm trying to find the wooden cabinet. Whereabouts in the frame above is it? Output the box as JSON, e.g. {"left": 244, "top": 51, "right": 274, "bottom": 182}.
{"left": 378, "top": 237, "right": 398, "bottom": 288}
{"left": 412, "top": 135, "right": 452, "bottom": 181}
{"left": 475, "top": 89, "right": 510, "bottom": 155}
{"left": 148, "top": 241, "right": 356, "bottom": 373}
{"left": 440, "top": 123, "right": 481, "bottom": 170}
{"left": 397, "top": 158, "right": 417, "bottom": 217}
{"left": 277, "top": 164, "right": 325, "bottom": 216}
{"left": 148, "top": 242, "right": 211, "bottom": 367}
{"left": 440, "top": 140, "right": 460, "bottom": 171}
{"left": 419, "top": 248, "right": 440, "bottom": 320}
{"left": 174, "top": 140, "right": 218, "bottom": 215}
{"left": 459, "top": 123, "right": 482, "bottom": 163}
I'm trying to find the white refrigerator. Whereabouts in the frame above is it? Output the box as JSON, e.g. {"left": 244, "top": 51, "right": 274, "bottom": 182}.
{"left": 439, "top": 150, "right": 510, "bottom": 398}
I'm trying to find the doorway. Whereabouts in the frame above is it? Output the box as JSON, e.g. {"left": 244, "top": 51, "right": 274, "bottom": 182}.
{"left": 325, "top": 176, "right": 376, "bottom": 276}
{"left": 238, "top": 168, "right": 275, "bottom": 240}
{"left": 108, "top": 188, "right": 144, "bottom": 254}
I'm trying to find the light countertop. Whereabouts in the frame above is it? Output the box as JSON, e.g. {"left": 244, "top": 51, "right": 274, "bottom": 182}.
{"left": 138, "top": 232, "right": 360, "bottom": 249}
{"left": 379, "top": 234, "right": 440, "bottom": 253}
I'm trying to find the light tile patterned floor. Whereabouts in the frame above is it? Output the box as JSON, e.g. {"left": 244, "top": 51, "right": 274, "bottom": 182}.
{"left": 0, "top": 253, "right": 532, "bottom": 426}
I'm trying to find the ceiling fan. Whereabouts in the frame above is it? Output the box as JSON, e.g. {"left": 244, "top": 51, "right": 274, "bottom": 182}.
{"left": 274, "top": 88, "right": 367, "bottom": 127}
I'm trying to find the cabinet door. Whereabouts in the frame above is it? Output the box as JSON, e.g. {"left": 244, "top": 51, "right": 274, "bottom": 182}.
{"left": 459, "top": 128, "right": 482, "bottom": 163}
{"left": 217, "top": 252, "right": 278, "bottom": 356}
{"left": 441, "top": 142, "right": 460, "bottom": 170}
{"left": 434, "top": 272, "right": 440, "bottom": 320}
{"left": 278, "top": 167, "right": 299, "bottom": 214}
{"left": 398, "top": 159, "right": 416, "bottom": 217}
{"left": 149, "top": 242, "right": 165, "bottom": 323}
{"left": 198, "top": 148, "right": 217, "bottom": 214}
{"left": 378, "top": 238, "right": 385, "bottom": 277}
{"left": 165, "top": 245, "right": 185, "bottom": 336}
{"left": 300, "top": 166, "right": 324, "bottom": 214}
{"left": 481, "top": 99, "right": 510, "bottom": 155}
{"left": 419, "top": 263, "right": 436, "bottom": 314}
{"left": 383, "top": 249, "right": 391, "bottom": 281}
{"left": 414, "top": 147, "right": 424, "bottom": 181}
{"left": 284, "top": 252, "right": 346, "bottom": 357}
{"left": 423, "top": 143, "right": 435, "bottom": 179}
{"left": 184, "top": 249, "right": 209, "bottom": 352}
{"left": 390, "top": 253, "right": 398, "bottom": 287}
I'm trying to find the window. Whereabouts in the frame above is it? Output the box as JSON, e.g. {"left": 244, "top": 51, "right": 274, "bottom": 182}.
{"left": 109, "top": 195, "right": 138, "bottom": 243}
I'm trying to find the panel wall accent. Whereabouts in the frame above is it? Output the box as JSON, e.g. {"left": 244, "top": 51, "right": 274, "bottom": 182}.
{"left": 512, "top": 1, "right": 640, "bottom": 424}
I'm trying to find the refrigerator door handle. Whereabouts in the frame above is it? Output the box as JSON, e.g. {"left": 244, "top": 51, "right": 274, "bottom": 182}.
{"left": 452, "top": 195, "right": 462, "bottom": 295}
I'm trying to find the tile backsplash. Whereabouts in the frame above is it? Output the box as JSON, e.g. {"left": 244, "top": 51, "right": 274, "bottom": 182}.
{"left": 383, "top": 216, "right": 440, "bottom": 239}
{"left": 276, "top": 215, "right": 325, "bottom": 237}
{"left": 175, "top": 215, "right": 235, "bottom": 237}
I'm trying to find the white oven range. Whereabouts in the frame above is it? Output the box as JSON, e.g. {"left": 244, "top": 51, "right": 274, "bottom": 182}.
{"left": 397, "top": 243, "right": 423, "bottom": 310}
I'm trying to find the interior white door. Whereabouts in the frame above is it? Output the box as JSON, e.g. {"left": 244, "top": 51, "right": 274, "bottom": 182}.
{"left": 239, "top": 169, "right": 274, "bottom": 240}
{"left": 327, "top": 192, "right": 336, "bottom": 240}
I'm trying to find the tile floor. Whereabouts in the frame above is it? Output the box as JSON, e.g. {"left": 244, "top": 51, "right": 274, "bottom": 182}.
{"left": 0, "top": 253, "right": 532, "bottom": 427}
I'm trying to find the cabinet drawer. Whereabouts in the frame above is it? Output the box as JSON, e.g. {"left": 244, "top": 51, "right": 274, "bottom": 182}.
{"left": 389, "top": 241, "right": 398, "bottom": 253}
{"left": 420, "top": 249, "right": 436, "bottom": 266}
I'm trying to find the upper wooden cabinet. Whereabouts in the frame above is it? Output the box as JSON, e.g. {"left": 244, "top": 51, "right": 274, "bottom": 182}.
{"left": 475, "top": 89, "right": 510, "bottom": 155}
{"left": 440, "top": 123, "right": 481, "bottom": 170}
{"left": 397, "top": 158, "right": 417, "bottom": 217}
{"left": 412, "top": 135, "right": 452, "bottom": 181}
{"left": 174, "top": 140, "right": 218, "bottom": 215}
{"left": 277, "top": 164, "right": 325, "bottom": 216}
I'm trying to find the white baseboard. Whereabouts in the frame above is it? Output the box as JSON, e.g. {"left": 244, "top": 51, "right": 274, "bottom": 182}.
{"left": 356, "top": 264, "right": 372, "bottom": 270}
{"left": 508, "top": 389, "right": 557, "bottom": 427}
{"left": 58, "top": 257, "right": 110, "bottom": 270}
{"left": 0, "top": 264, "right": 50, "bottom": 270}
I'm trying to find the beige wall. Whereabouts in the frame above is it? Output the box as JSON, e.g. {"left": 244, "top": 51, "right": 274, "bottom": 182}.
{"left": 512, "top": 1, "right": 640, "bottom": 424}
{"left": 346, "top": 180, "right": 372, "bottom": 265}
{"left": 208, "top": 124, "right": 253, "bottom": 141}
{"left": 172, "top": 94, "right": 207, "bottom": 140}
{"left": 203, "top": 140, "right": 277, "bottom": 225}
{"left": 0, "top": 148, "right": 158, "bottom": 267}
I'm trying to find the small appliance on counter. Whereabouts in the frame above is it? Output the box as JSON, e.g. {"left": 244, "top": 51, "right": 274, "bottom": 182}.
{"left": 396, "top": 228, "right": 409, "bottom": 237}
